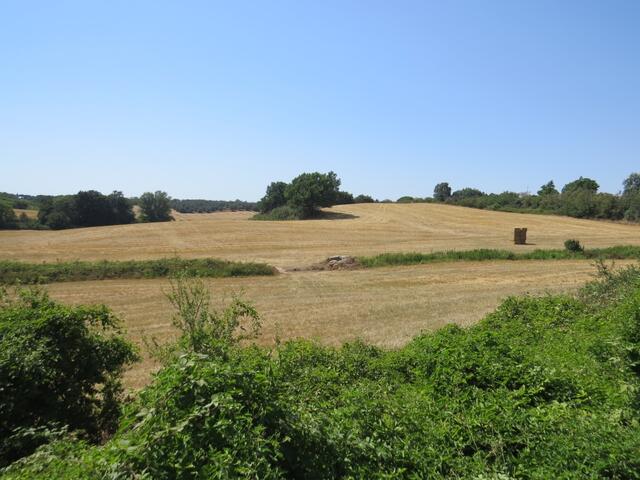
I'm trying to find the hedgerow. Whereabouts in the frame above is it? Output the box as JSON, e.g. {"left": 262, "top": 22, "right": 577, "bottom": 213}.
{"left": 0, "top": 258, "right": 276, "bottom": 284}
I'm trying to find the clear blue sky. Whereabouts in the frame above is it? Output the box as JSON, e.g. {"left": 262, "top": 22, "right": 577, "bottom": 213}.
{"left": 1, "top": 1, "right": 639, "bottom": 201}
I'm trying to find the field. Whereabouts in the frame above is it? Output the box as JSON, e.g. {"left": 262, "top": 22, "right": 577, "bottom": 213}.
{"left": 2, "top": 203, "right": 640, "bottom": 268}
{"left": 45, "top": 259, "right": 632, "bottom": 388}
{"left": 2, "top": 203, "right": 640, "bottom": 387}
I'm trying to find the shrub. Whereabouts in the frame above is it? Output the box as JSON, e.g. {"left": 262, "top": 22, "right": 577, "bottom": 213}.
{"left": 0, "top": 258, "right": 276, "bottom": 284}
{"left": 564, "top": 239, "right": 584, "bottom": 252}
{"left": 0, "top": 289, "right": 137, "bottom": 466}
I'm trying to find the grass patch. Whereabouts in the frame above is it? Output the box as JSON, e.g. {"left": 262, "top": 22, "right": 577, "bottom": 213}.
{"left": 0, "top": 258, "right": 276, "bottom": 284}
{"left": 359, "top": 245, "right": 640, "bottom": 268}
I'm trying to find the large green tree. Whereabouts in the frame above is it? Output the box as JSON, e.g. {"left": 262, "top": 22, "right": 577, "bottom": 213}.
{"left": 139, "top": 191, "right": 173, "bottom": 222}
{"left": 562, "top": 177, "right": 599, "bottom": 194}
{"left": 433, "top": 182, "right": 452, "bottom": 202}
{"left": 537, "top": 181, "right": 558, "bottom": 196}
{"left": 284, "top": 171, "right": 341, "bottom": 218}
{"left": 257, "top": 181, "right": 288, "bottom": 213}
{"left": 0, "top": 203, "right": 18, "bottom": 229}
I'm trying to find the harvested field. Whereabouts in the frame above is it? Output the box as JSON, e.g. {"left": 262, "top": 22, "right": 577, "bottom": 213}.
{"left": 1, "top": 203, "right": 640, "bottom": 269}
{"left": 44, "top": 259, "right": 632, "bottom": 389}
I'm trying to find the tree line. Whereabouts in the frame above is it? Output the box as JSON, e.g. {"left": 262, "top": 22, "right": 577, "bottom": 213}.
{"left": 429, "top": 173, "right": 640, "bottom": 222}
{"left": 170, "top": 199, "right": 258, "bottom": 213}
{"left": 0, "top": 190, "right": 175, "bottom": 230}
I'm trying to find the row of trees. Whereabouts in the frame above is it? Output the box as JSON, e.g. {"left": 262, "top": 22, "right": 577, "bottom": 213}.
{"left": 430, "top": 173, "right": 640, "bottom": 222}
{"left": 0, "top": 190, "right": 174, "bottom": 230}
{"left": 257, "top": 171, "right": 377, "bottom": 220}
{"left": 170, "top": 199, "right": 258, "bottom": 213}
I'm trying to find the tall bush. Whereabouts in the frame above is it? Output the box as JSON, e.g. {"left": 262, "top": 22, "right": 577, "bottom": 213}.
{"left": 0, "top": 288, "right": 137, "bottom": 466}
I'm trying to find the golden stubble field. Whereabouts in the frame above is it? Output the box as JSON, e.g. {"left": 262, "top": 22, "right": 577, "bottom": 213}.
{"left": 2, "top": 203, "right": 639, "bottom": 268}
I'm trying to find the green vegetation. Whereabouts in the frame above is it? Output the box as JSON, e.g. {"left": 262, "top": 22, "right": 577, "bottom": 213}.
{"left": 430, "top": 172, "right": 640, "bottom": 222}
{"left": 0, "top": 288, "right": 137, "bottom": 467}
{"left": 255, "top": 171, "right": 375, "bottom": 220}
{"left": 169, "top": 199, "right": 257, "bottom": 213}
{"left": 0, "top": 258, "right": 276, "bottom": 284}
{"left": 0, "top": 204, "right": 18, "bottom": 230}
{"left": 564, "top": 239, "right": 584, "bottom": 253}
{"left": 138, "top": 191, "right": 173, "bottom": 222}
{"left": 359, "top": 245, "right": 640, "bottom": 268}
{"left": 3, "top": 265, "right": 640, "bottom": 478}
{"left": 38, "top": 190, "right": 135, "bottom": 230}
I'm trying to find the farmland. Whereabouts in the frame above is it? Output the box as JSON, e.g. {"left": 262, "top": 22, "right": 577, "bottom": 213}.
{"left": 2, "top": 203, "right": 640, "bottom": 268}
{"left": 2, "top": 203, "right": 639, "bottom": 388}
{"left": 45, "top": 259, "right": 632, "bottom": 389}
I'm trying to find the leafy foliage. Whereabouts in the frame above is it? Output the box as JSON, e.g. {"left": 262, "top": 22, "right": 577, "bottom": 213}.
{"left": 433, "top": 182, "right": 452, "bottom": 201}
{"left": 358, "top": 245, "right": 640, "bottom": 268}
{"left": 170, "top": 199, "right": 257, "bottom": 213}
{"left": 537, "top": 180, "right": 558, "bottom": 196}
{"left": 255, "top": 172, "right": 344, "bottom": 220}
{"left": 0, "top": 258, "right": 276, "bottom": 284}
{"left": 434, "top": 173, "right": 640, "bottom": 222}
{"left": 258, "top": 182, "right": 288, "bottom": 214}
{"left": 0, "top": 204, "right": 18, "bottom": 229}
{"left": 564, "top": 239, "right": 584, "bottom": 252}
{"left": 0, "top": 289, "right": 137, "bottom": 466}
{"left": 138, "top": 191, "right": 173, "bottom": 222}
{"left": 36, "top": 191, "right": 134, "bottom": 230}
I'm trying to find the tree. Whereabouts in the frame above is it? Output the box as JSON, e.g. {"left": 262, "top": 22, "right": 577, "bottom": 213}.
{"left": 354, "top": 194, "right": 375, "bottom": 203}
{"left": 258, "top": 181, "right": 288, "bottom": 213}
{"left": 538, "top": 181, "right": 558, "bottom": 196}
{"left": 451, "top": 188, "right": 484, "bottom": 200}
{"left": 562, "top": 177, "right": 599, "bottom": 194}
{"left": 623, "top": 173, "right": 640, "bottom": 196}
{"left": 74, "top": 190, "right": 112, "bottom": 227}
{"left": 433, "top": 182, "right": 452, "bottom": 202}
{"left": 334, "top": 191, "right": 354, "bottom": 205}
{"left": 108, "top": 191, "right": 135, "bottom": 224}
{"left": 0, "top": 203, "right": 18, "bottom": 229}
{"left": 284, "top": 171, "right": 341, "bottom": 218}
{"left": 139, "top": 191, "right": 173, "bottom": 222}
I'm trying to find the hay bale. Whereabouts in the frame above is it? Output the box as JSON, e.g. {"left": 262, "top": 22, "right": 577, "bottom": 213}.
{"left": 514, "top": 228, "right": 527, "bottom": 245}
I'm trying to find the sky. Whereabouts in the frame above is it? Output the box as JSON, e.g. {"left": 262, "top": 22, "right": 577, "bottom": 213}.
{"left": 1, "top": 1, "right": 639, "bottom": 201}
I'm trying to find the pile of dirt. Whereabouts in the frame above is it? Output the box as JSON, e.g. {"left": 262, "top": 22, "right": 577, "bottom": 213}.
{"left": 313, "top": 255, "right": 359, "bottom": 271}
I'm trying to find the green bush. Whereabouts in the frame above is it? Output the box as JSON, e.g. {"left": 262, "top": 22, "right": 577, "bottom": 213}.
{"left": 0, "top": 203, "right": 18, "bottom": 229}
{"left": 0, "top": 289, "right": 137, "bottom": 466}
{"left": 564, "top": 239, "right": 584, "bottom": 252}
{"left": 0, "top": 258, "right": 276, "bottom": 284}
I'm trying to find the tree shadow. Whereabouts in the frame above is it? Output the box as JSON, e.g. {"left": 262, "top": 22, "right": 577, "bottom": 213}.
{"left": 310, "top": 211, "right": 359, "bottom": 220}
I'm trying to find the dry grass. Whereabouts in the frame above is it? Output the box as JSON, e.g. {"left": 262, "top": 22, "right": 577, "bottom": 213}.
{"left": 43, "top": 259, "right": 631, "bottom": 389}
{"left": 1, "top": 203, "right": 640, "bottom": 268}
